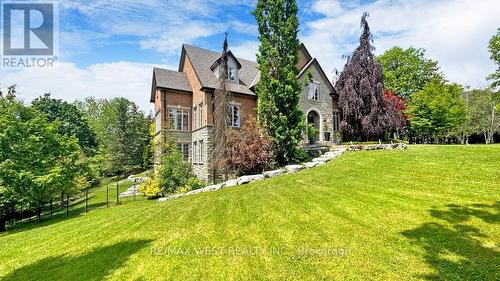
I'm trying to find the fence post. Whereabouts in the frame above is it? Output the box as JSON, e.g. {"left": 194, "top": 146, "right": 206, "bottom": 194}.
{"left": 66, "top": 195, "right": 69, "bottom": 218}
{"left": 50, "top": 198, "right": 53, "bottom": 220}
{"left": 116, "top": 182, "right": 119, "bottom": 204}
{"left": 107, "top": 185, "right": 109, "bottom": 207}
{"left": 85, "top": 189, "right": 88, "bottom": 213}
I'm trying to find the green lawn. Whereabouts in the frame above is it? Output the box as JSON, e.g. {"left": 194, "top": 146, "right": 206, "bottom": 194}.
{"left": 0, "top": 145, "right": 499, "bottom": 280}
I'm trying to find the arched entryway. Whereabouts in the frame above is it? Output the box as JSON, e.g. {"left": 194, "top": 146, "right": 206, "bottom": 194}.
{"left": 307, "top": 110, "right": 321, "bottom": 143}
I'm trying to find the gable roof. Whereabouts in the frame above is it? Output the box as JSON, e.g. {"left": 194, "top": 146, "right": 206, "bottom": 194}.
{"left": 210, "top": 50, "right": 242, "bottom": 70}
{"left": 298, "top": 58, "right": 336, "bottom": 95}
{"left": 180, "top": 44, "right": 258, "bottom": 96}
{"left": 299, "top": 43, "right": 313, "bottom": 64}
{"left": 150, "top": 68, "right": 192, "bottom": 102}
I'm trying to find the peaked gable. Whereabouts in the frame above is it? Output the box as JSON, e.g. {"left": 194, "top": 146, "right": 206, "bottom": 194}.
{"left": 298, "top": 58, "right": 336, "bottom": 95}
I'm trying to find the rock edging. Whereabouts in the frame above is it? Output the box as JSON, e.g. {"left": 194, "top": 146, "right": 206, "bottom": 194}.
{"left": 159, "top": 147, "right": 347, "bottom": 202}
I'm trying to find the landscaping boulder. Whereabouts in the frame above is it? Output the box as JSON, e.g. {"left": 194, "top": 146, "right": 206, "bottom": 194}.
{"left": 225, "top": 179, "right": 239, "bottom": 187}
{"left": 159, "top": 194, "right": 184, "bottom": 202}
{"left": 312, "top": 158, "right": 328, "bottom": 163}
{"left": 285, "top": 165, "right": 304, "bottom": 174}
{"left": 303, "top": 162, "right": 320, "bottom": 168}
{"left": 238, "top": 175, "right": 265, "bottom": 185}
{"left": 207, "top": 183, "right": 225, "bottom": 191}
{"left": 263, "top": 169, "right": 284, "bottom": 178}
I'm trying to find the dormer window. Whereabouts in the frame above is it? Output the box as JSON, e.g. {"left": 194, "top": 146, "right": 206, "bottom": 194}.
{"left": 228, "top": 67, "right": 236, "bottom": 81}
{"left": 210, "top": 50, "right": 241, "bottom": 84}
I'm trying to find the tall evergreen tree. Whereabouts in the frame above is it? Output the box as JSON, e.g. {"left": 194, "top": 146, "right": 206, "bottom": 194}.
{"left": 335, "top": 13, "right": 389, "bottom": 140}
{"left": 254, "top": 0, "right": 303, "bottom": 165}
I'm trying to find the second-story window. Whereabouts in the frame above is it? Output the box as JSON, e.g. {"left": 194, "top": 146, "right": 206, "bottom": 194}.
{"left": 168, "top": 108, "right": 189, "bottom": 131}
{"left": 199, "top": 103, "right": 204, "bottom": 128}
{"left": 228, "top": 67, "right": 236, "bottom": 81}
{"left": 308, "top": 82, "right": 320, "bottom": 101}
{"left": 229, "top": 105, "right": 240, "bottom": 128}
{"left": 193, "top": 106, "right": 197, "bottom": 130}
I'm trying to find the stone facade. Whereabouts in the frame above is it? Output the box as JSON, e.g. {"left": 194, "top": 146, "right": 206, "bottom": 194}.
{"left": 151, "top": 43, "right": 340, "bottom": 182}
{"left": 191, "top": 126, "right": 213, "bottom": 181}
{"left": 298, "top": 60, "right": 339, "bottom": 144}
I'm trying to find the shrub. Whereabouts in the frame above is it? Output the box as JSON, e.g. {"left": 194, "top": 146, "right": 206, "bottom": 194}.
{"left": 157, "top": 145, "right": 192, "bottom": 195}
{"left": 139, "top": 178, "right": 161, "bottom": 199}
{"left": 185, "top": 177, "right": 206, "bottom": 190}
{"left": 224, "top": 118, "right": 274, "bottom": 176}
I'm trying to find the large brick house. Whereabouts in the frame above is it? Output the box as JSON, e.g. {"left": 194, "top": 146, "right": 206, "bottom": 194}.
{"left": 151, "top": 43, "right": 341, "bottom": 180}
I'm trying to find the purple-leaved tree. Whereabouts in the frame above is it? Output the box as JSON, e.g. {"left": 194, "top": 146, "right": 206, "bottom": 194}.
{"left": 335, "top": 13, "right": 395, "bottom": 141}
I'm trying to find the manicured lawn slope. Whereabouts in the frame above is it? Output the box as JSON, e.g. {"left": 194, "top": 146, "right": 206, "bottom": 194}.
{"left": 1, "top": 145, "right": 499, "bottom": 280}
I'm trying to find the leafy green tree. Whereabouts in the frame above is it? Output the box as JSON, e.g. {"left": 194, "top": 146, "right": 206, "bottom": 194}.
{"left": 77, "top": 97, "right": 150, "bottom": 175}
{"left": 468, "top": 89, "right": 499, "bottom": 143}
{"left": 32, "top": 93, "right": 98, "bottom": 156}
{"left": 254, "top": 0, "right": 303, "bottom": 165}
{"left": 487, "top": 28, "right": 500, "bottom": 88}
{"left": 0, "top": 89, "right": 82, "bottom": 231}
{"left": 406, "top": 80, "right": 466, "bottom": 143}
{"left": 377, "top": 47, "right": 442, "bottom": 99}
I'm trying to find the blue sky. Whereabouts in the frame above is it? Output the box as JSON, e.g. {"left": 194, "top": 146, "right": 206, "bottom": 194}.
{"left": 1, "top": 0, "right": 499, "bottom": 112}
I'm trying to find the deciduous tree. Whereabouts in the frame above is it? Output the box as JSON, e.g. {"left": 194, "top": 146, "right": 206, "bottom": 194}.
{"left": 377, "top": 47, "right": 442, "bottom": 99}
{"left": 0, "top": 89, "right": 82, "bottom": 231}
{"left": 334, "top": 13, "right": 392, "bottom": 140}
{"left": 406, "top": 80, "right": 466, "bottom": 143}
{"left": 487, "top": 28, "right": 500, "bottom": 88}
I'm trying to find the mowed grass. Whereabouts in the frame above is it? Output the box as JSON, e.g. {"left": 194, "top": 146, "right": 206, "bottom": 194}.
{"left": 0, "top": 145, "right": 499, "bottom": 280}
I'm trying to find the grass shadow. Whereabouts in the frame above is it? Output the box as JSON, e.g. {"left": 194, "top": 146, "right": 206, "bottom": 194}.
{"left": 402, "top": 202, "right": 500, "bottom": 280}
{"left": 1, "top": 239, "right": 152, "bottom": 281}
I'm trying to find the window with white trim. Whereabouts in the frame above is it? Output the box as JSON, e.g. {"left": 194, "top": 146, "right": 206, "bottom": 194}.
{"left": 333, "top": 111, "right": 341, "bottom": 132}
{"left": 168, "top": 108, "right": 189, "bottom": 131}
{"left": 229, "top": 105, "right": 240, "bottom": 128}
{"left": 154, "top": 111, "right": 161, "bottom": 134}
{"left": 308, "top": 82, "right": 320, "bottom": 101}
{"left": 199, "top": 103, "right": 204, "bottom": 128}
{"left": 193, "top": 106, "right": 197, "bottom": 130}
{"left": 228, "top": 67, "right": 236, "bottom": 81}
{"left": 177, "top": 143, "right": 189, "bottom": 161}
{"left": 199, "top": 140, "right": 204, "bottom": 163}
{"left": 193, "top": 141, "right": 198, "bottom": 163}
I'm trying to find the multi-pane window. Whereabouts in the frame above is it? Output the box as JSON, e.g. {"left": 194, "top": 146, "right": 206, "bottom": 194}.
{"left": 333, "top": 112, "right": 341, "bottom": 132}
{"left": 199, "top": 103, "right": 204, "bottom": 128}
{"left": 168, "top": 108, "right": 189, "bottom": 131}
{"left": 199, "top": 140, "right": 204, "bottom": 163}
{"left": 193, "top": 141, "right": 198, "bottom": 163}
{"left": 229, "top": 105, "right": 240, "bottom": 128}
{"left": 228, "top": 67, "right": 236, "bottom": 81}
{"left": 308, "top": 82, "right": 320, "bottom": 101}
{"left": 155, "top": 111, "right": 161, "bottom": 134}
{"left": 193, "top": 107, "right": 197, "bottom": 130}
{"left": 177, "top": 143, "right": 189, "bottom": 161}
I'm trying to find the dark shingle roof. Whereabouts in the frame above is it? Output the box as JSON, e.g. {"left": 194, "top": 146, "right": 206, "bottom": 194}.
{"left": 150, "top": 68, "right": 192, "bottom": 102}
{"left": 182, "top": 44, "right": 258, "bottom": 96}
{"left": 154, "top": 68, "right": 192, "bottom": 92}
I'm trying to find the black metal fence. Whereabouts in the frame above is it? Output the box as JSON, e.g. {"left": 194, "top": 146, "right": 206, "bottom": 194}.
{"left": 5, "top": 180, "right": 142, "bottom": 230}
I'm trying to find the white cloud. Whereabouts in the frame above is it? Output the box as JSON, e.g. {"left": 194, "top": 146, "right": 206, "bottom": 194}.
{"left": 304, "top": 0, "right": 500, "bottom": 88}
{"left": 140, "top": 22, "right": 223, "bottom": 55}
{"left": 311, "top": 0, "right": 344, "bottom": 17}
{"left": 0, "top": 61, "right": 175, "bottom": 112}
{"left": 231, "top": 41, "right": 259, "bottom": 61}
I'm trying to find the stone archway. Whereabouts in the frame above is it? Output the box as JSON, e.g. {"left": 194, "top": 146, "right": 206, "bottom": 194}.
{"left": 307, "top": 110, "right": 321, "bottom": 142}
